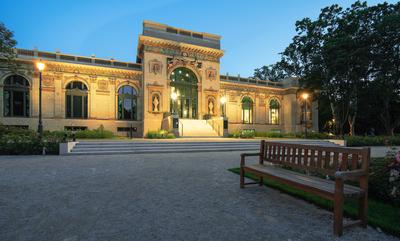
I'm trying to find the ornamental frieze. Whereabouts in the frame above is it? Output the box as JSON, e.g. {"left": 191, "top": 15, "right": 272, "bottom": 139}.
{"left": 144, "top": 45, "right": 219, "bottom": 63}
{"left": 45, "top": 62, "right": 142, "bottom": 81}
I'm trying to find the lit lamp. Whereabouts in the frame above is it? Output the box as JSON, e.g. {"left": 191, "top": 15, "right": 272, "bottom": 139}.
{"left": 220, "top": 96, "right": 227, "bottom": 117}
{"left": 301, "top": 92, "right": 309, "bottom": 139}
{"left": 171, "top": 92, "right": 178, "bottom": 115}
{"left": 36, "top": 61, "right": 46, "bottom": 139}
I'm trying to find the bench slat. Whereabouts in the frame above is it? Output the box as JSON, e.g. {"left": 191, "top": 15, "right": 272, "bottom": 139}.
{"left": 244, "top": 164, "right": 363, "bottom": 198}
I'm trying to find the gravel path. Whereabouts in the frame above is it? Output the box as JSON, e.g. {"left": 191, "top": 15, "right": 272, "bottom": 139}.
{"left": 0, "top": 152, "right": 396, "bottom": 241}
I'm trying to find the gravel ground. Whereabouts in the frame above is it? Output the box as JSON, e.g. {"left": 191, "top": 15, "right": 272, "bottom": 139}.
{"left": 0, "top": 152, "right": 396, "bottom": 241}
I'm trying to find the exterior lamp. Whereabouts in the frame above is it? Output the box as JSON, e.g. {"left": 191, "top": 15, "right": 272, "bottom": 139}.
{"left": 36, "top": 61, "right": 46, "bottom": 139}
{"left": 301, "top": 92, "right": 310, "bottom": 139}
{"left": 220, "top": 96, "right": 227, "bottom": 117}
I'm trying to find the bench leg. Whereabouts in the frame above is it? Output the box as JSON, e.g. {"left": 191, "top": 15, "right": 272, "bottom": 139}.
{"left": 358, "top": 194, "right": 368, "bottom": 228}
{"left": 359, "top": 177, "right": 368, "bottom": 228}
{"left": 259, "top": 177, "right": 264, "bottom": 186}
{"left": 240, "top": 166, "right": 245, "bottom": 188}
{"left": 334, "top": 181, "right": 344, "bottom": 236}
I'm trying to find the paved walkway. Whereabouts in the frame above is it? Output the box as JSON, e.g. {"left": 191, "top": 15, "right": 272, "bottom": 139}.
{"left": 0, "top": 152, "right": 396, "bottom": 241}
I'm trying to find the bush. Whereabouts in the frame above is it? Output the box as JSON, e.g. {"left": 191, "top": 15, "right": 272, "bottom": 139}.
{"left": 229, "top": 129, "right": 255, "bottom": 138}
{"left": 346, "top": 135, "right": 400, "bottom": 147}
{"left": 42, "top": 125, "right": 114, "bottom": 140}
{"left": 369, "top": 155, "right": 400, "bottom": 206}
{"left": 231, "top": 130, "right": 335, "bottom": 139}
{"left": 0, "top": 126, "right": 61, "bottom": 155}
{"left": 146, "top": 130, "right": 175, "bottom": 139}
{"left": 74, "top": 125, "right": 114, "bottom": 139}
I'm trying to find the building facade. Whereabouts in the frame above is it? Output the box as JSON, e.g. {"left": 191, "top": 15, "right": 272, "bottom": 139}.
{"left": 0, "top": 21, "right": 318, "bottom": 137}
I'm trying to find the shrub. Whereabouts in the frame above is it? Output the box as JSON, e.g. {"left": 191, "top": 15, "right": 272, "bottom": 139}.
{"left": 346, "top": 135, "right": 400, "bottom": 147}
{"left": 74, "top": 125, "right": 114, "bottom": 139}
{"left": 146, "top": 130, "right": 175, "bottom": 139}
{"left": 369, "top": 153, "right": 400, "bottom": 206}
{"left": 0, "top": 126, "right": 62, "bottom": 155}
{"left": 229, "top": 129, "right": 255, "bottom": 138}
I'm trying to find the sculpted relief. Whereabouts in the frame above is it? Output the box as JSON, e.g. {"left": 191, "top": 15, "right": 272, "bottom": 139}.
{"left": 205, "top": 67, "right": 217, "bottom": 81}
{"left": 149, "top": 59, "right": 163, "bottom": 75}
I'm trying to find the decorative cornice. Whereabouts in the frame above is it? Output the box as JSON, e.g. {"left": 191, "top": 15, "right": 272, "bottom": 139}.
{"left": 138, "top": 35, "right": 224, "bottom": 62}
{"left": 44, "top": 61, "right": 142, "bottom": 81}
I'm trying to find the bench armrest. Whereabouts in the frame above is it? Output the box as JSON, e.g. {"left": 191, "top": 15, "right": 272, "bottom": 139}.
{"left": 240, "top": 152, "right": 261, "bottom": 167}
{"left": 334, "top": 169, "right": 368, "bottom": 181}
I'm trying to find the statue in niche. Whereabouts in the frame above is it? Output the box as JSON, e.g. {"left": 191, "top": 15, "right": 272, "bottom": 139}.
{"left": 208, "top": 99, "right": 214, "bottom": 115}
{"left": 153, "top": 95, "right": 160, "bottom": 112}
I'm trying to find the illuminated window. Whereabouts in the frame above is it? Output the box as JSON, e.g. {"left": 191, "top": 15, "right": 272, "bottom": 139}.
{"left": 241, "top": 97, "right": 253, "bottom": 124}
{"left": 118, "top": 85, "right": 137, "bottom": 120}
{"left": 269, "top": 99, "right": 280, "bottom": 125}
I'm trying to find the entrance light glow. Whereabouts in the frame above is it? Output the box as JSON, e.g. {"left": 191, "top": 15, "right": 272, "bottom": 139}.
{"left": 220, "top": 96, "right": 227, "bottom": 104}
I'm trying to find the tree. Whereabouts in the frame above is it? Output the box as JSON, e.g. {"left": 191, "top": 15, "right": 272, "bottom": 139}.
{"left": 253, "top": 61, "right": 290, "bottom": 81}
{"left": 0, "top": 22, "right": 17, "bottom": 69}
{"left": 255, "top": 1, "right": 400, "bottom": 136}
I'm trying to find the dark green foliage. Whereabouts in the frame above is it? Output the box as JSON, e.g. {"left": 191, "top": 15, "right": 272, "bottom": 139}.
{"left": 369, "top": 158, "right": 400, "bottom": 206}
{"left": 229, "top": 159, "right": 400, "bottom": 236}
{"left": 146, "top": 130, "right": 175, "bottom": 139}
{"left": 0, "top": 125, "right": 61, "bottom": 155}
{"left": 254, "top": 1, "right": 400, "bottom": 136}
{"left": 229, "top": 130, "right": 335, "bottom": 139}
{"left": 229, "top": 129, "right": 256, "bottom": 138}
{"left": 346, "top": 136, "right": 400, "bottom": 147}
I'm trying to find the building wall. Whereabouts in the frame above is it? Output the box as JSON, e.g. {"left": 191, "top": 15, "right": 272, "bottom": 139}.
{"left": 0, "top": 60, "right": 144, "bottom": 137}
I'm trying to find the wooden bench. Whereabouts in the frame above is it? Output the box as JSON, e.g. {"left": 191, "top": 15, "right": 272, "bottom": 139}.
{"left": 240, "top": 141, "right": 370, "bottom": 236}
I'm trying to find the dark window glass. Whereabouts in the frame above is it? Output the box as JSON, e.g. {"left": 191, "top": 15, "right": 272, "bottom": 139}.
{"left": 3, "top": 75, "right": 30, "bottom": 117}
{"left": 65, "top": 81, "right": 88, "bottom": 119}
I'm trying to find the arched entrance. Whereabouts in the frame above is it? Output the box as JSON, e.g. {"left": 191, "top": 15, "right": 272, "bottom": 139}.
{"left": 170, "top": 67, "right": 198, "bottom": 119}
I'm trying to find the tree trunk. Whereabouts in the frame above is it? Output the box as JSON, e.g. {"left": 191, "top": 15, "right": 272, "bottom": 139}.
{"left": 348, "top": 115, "right": 356, "bottom": 136}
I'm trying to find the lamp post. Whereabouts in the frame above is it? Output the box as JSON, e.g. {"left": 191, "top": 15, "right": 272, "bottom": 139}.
{"left": 301, "top": 93, "right": 309, "bottom": 139}
{"left": 220, "top": 96, "right": 226, "bottom": 117}
{"left": 36, "top": 61, "right": 45, "bottom": 139}
{"left": 171, "top": 92, "right": 178, "bottom": 115}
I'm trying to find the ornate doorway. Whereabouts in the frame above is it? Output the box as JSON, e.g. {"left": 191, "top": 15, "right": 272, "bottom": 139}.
{"left": 170, "top": 67, "right": 198, "bottom": 119}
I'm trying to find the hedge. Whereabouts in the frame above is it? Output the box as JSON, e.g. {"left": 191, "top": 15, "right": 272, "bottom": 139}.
{"left": 146, "top": 130, "right": 175, "bottom": 139}
{"left": 0, "top": 127, "right": 61, "bottom": 155}
{"left": 229, "top": 130, "right": 335, "bottom": 139}
{"left": 346, "top": 135, "right": 400, "bottom": 147}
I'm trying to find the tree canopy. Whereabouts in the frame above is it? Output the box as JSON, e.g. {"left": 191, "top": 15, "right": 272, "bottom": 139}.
{"left": 254, "top": 1, "right": 400, "bottom": 136}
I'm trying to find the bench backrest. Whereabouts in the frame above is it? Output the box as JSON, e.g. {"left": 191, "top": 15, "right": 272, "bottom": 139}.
{"left": 260, "top": 141, "right": 370, "bottom": 176}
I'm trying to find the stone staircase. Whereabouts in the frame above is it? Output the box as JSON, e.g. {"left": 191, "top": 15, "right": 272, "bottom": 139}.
{"left": 178, "top": 119, "right": 219, "bottom": 137}
{"left": 66, "top": 139, "right": 341, "bottom": 155}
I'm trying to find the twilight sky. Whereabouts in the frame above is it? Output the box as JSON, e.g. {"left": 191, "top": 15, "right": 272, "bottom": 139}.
{"left": 1, "top": 0, "right": 395, "bottom": 77}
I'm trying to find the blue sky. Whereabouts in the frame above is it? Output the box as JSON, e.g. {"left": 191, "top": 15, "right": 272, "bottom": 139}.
{"left": 1, "top": 0, "right": 395, "bottom": 77}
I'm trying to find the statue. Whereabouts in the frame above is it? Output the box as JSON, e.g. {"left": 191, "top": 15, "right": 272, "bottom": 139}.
{"left": 208, "top": 100, "right": 214, "bottom": 115}
{"left": 153, "top": 95, "right": 160, "bottom": 112}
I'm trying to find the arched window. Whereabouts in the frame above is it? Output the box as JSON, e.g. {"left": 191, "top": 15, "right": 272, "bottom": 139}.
{"left": 169, "top": 67, "right": 198, "bottom": 119}
{"left": 65, "top": 81, "right": 88, "bottom": 119}
{"left": 269, "top": 99, "right": 280, "bottom": 125}
{"left": 241, "top": 96, "right": 253, "bottom": 124}
{"left": 118, "top": 85, "right": 137, "bottom": 120}
{"left": 3, "top": 75, "right": 30, "bottom": 117}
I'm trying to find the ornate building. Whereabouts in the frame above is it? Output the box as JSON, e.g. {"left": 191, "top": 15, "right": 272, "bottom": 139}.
{"left": 0, "top": 21, "right": 318, "bottom": 137}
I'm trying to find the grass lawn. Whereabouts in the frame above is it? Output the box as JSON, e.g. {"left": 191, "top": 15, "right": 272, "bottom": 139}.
{"left": 229, "top": 167, "right": 400, "bottom": 237}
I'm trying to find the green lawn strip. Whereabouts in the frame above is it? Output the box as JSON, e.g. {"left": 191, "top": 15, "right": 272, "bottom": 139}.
{"left": 228, "top": 167, "right": 400, "bottom": 237}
